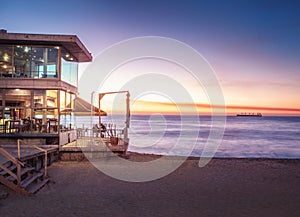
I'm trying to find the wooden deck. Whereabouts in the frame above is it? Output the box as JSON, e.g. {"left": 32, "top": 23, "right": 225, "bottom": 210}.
{"left": 60, "top": 137, "right": 129, "bottom": 160}
{"left": 0, "top": 145, "right": 58, "bottom": 165}
{"left": 0, "top": 133, "right": 59, "bottom": 138}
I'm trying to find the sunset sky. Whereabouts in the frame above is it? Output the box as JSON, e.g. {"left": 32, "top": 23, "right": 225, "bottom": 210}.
{"left": 1, "top": 0, "right": 300, "bottom": 115}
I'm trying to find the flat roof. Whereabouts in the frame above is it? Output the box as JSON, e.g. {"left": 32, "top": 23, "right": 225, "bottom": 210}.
{"left": 0, "top": 31, "right": 92, "bottom": 62}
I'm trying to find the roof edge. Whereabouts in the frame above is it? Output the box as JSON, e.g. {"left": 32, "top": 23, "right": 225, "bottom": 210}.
{"left": 0, "top": 31, "right": 92, "bottom": 62}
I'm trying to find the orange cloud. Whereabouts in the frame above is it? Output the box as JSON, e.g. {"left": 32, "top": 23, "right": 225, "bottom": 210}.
{"left": 130, "top": 100, "right": 300, "bottom": 116}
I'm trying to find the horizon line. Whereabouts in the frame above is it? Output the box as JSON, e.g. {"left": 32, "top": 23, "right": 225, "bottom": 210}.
{"left": 131, "top": 100, "right": 300, "bottom": 112}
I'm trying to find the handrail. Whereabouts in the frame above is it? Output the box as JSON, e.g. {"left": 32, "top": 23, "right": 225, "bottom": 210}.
{"left": 0, "top": 140, "right": 50, "bottom": 192}
{"left": 0, "top": 164, "right": 17, "bottom": 180}
{"left": 0, "top": 147, "right": 24, "bottom": 167}
{"left": 0, "top": 147, "right": 24, "bottom": 188}
{"left": 17, "top": 139, "right": 48, "bottom": 179}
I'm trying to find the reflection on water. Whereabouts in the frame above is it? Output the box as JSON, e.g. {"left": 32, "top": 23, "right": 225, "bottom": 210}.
{"left": 75, "top": 115, "right": 300, "bottom": 159}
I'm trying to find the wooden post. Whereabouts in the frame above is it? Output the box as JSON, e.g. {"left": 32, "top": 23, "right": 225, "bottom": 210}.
{"left": 124, "top": 92, "right": 130, "bottom": 143}
{"left": 42, "top": 91, "right": 47, "bottom": 131}
{"left": 44, "top": 151, "right": 47, "bottom": 179}
{"left": 17, "top": 139, "right": 21, "bottom": 161}
{"left": 33, "top": 145, "right": 48, "bottom": 179}
{"left": 90, "top": 91, "right": 95, "bottom": 130}
{"left": 98, "top": 93, "right": 105, "bottom": 126}
{"left": 98, "top": 94, "right": 101, "bottom": 125}
{"left": 17, "top": 163, "right": 21, "bottom": 190}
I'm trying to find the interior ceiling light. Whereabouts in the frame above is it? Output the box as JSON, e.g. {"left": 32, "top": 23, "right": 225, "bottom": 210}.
{"left": 3, "top": 53, "right": 9, "bottom": 61}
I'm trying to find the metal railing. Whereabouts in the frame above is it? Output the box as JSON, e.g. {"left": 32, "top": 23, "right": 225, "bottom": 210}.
{"left": 76, "top": 126, "right": 125, "bottom": 140}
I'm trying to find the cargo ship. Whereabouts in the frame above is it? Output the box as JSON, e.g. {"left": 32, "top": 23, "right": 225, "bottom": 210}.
{"left": 236, "top": 113, "right": 262, "bottom": 117}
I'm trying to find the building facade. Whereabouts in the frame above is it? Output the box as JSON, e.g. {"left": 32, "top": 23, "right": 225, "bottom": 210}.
{"left": 0, "top": 30, "right": 92, "bottom": 145}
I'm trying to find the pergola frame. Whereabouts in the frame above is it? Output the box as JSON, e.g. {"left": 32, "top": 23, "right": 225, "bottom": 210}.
{"left": 97, "top": 91, "right": 130, "bottom": 143}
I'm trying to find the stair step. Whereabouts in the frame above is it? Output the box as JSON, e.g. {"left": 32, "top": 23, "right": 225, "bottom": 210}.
{"left": 0, "top": 164, "right": 17, "bottom": 175}
{"left": 26, "top": 178, "right": 49, "bottom": 194}
{"left": 6, "top": 167, "right": 35, "bottom": 182}
{"left": 21, "top": 171, "right": 44, "bottom": 189}
{"left": 1, "top": 161, "right": 12, "bottom": 169}
{"left": 0, "top": 190, "right": 9, "bottom": 199}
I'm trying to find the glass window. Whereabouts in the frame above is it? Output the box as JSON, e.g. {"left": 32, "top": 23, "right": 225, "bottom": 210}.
{"left": 12, "top": 46, "right": 59, "bottom": 78}
{"left": 66, "top": 92, "right": 71, "bottom": 109}
{"left": 30, "top": 47, "right": 58, "bottom": 78}
{"left": 0, "top": 88, "right": 61, "bottom": 133}
{"left": 61, "top": 49, "right": 78, "bottom": 86}
{"left": 13, "top": 45, "right": 30, "bottom": 78}
{"left": 0, "top": 45, "right": 13, "bottom": 77}
{"left": 1, "top": 45, "right": 59, "bottom": 79}
{"left": 59, "top": 90, "right": 74, "bottom": 111}
{"left": 47, "top": 90, "right": 58, "bottom": 108}
{"left": 34, "top": 90, "right": 45, "bottom": 108}
{"left": 2, "top": 89, "right": 31, "bottom": 119}
{"left": 34, "top": 90, "right": 58, "bottom": 121}
{"left": 59, "top": 90, "right": 75, "bottom": 129}
{"left": 60, "top": 90, "right": 66, "bottom": 110}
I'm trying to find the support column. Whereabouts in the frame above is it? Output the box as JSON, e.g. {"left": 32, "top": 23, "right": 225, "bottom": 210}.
{"left": 30, "top": 90, "right": 34, "bottom": 119}
{"left": 43, "top": 48, "right": 48, "bottom": 77}
{"left": 42, "top": 91, "right": 47, "bottom": 131}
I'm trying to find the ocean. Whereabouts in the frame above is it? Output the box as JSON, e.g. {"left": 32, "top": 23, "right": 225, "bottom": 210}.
{"left": 75, "top": 115, "right": 300, "bottom": 159}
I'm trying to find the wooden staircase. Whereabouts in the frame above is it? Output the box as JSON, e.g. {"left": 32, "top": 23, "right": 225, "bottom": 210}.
{"left": 0, "top": 144, "right": 53, "bottom": 195}
{"left": 0, "top": 161, "right": 49, "bottom": 194}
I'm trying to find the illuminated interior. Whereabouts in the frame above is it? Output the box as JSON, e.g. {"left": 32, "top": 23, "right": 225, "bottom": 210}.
{"left": 0, "top": 88, "right": 75, "bottom": 133}
{"left": 0, "top": 44, "right": 79, "bottom": 133}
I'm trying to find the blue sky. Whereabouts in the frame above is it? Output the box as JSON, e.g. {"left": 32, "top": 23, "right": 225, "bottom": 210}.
{"left": 2, "top": 1, "right": 300, "bottom": 57}
{"left": 1, "top": 0, "right": 300, "bottom": 114}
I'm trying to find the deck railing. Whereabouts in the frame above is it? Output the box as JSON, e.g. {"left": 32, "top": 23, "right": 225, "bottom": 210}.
{"left": 74, "top": 127, "right": 129, "bottom": 155}
{"left": 0, "top": 147, "right": 25, "bottom": 192}
{"left": 17, "top": 139, "right": 48, "bottom": 178}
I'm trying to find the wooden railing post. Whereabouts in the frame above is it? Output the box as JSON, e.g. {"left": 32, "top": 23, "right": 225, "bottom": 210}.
{"left": 33, "top": 145, "right": 47, "bottom": 179}
{"left": 17, "top": 139, "right": 21, "bottom": 161}
{"left": 44, "top": 151, "right": 47, "bottom": 179}
{"left": 0, "top": 147, "right": 24, "bottom": 193}
{"left": 17, "top": 163, "right": 21, "bottom": 191}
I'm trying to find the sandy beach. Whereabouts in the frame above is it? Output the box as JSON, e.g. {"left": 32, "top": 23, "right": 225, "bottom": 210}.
{"left": 1, "top": 154, "right": 300, "bottom": 217}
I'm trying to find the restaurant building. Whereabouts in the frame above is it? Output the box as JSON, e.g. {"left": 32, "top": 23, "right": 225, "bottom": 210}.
{"left": 0, "top": 30, "right": 92, "bottom": 146}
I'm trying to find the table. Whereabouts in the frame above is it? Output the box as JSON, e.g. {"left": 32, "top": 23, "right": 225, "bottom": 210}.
{"left": 48, "top": 119, "right": 58, "bottom": 133}
{"left": 5, "top": 120, "right": 21, "bottom": 133}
